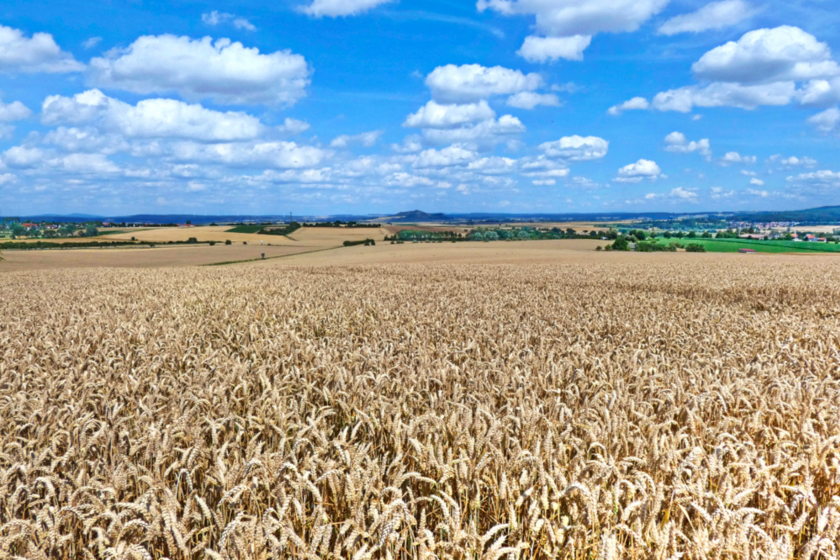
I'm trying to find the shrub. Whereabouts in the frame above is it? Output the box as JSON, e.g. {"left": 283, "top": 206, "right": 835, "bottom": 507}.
{"left": 209, "top": 242, "right": 216, "bottom": 246}
{"left": 596, "top": 246, "right": 602, "bottom": 251}
{"left": 686, "top": 243, "right": 707, "bottom": 252}
{"left": 225, "top": 240, "right": 232, "bottom": 245}
{"left": 187, "top": 237, "right": 198, "bottom": 244}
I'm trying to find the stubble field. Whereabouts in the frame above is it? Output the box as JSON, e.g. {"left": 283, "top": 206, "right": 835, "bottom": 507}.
{"left": 0, "top": 255, "right": 839, "bottom": 559}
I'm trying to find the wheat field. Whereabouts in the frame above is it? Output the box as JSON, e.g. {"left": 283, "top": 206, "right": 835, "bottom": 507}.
{"left": 1, "top": 257, "right": 839, "bottom": 559}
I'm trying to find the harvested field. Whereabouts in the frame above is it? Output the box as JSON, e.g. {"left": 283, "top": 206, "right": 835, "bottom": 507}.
{"left": 1, "top": 255, "right": 839, "bottom": 559}
{"left": 0, "top": 244, "right": 311, "bottom": 272}
{"left": 105, "top": 226, "right": 298, "bottom": 245}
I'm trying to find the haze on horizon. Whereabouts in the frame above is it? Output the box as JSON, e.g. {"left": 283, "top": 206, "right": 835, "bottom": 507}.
{"left": 1, "top": 0, "right": 839, "bottom": 216}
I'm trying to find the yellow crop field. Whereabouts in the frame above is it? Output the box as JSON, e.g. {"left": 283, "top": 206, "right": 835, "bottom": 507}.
{"left": 0, "top": 257, "right": 839, "bottom": 559}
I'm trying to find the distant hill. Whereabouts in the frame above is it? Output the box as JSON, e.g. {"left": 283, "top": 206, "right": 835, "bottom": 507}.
{"left": 731, "top": 206, "right": 840, "bottom": 224}
{"left": 384, "top": 210, "right": 450, "bottom": 222}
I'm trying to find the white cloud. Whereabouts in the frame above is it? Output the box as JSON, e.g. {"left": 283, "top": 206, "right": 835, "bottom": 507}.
{"left": 2, "top": 146, "right": 44, "bottom": 168}
{"left": 664, "top": 131, "right": 711, "bottom": 158}
{"left": 419, "top": 115, "right": 525, "bottom": 147}
{"left": 747, "top": 188, "right": 769, "bottom": 197}
{"left": 425, "top": 64, "right": 543, "bottom": 103}
{"left": 692, "top": 26, "right": 840, "bottom": 84}
{"left": 644, "top": 187, "right": 698, "bottom": 202}
{"left": 42, "top": 89, "right": 265, "bottom": 141}
{"left": 83, "top": 37, "right": 102, "bottom": 49}
{"left": 391, "top": 135, "right": 423, "bottom": 154}
{"left": 721, "top": 151, "right": 757, "bottom": 164}
{"left": 172, "top": 141, "right": 330, "bottom": 169}
{"left": 277, "top": 118, "right": 311, "bottom": 135}
{"left": 807, "top": 107, "right": 840, "bottom": 134}
{"left": 48, "top": 153, "right": 121, "bottom": 174}
{"left": 532, "top": 179, "right": 556, "bottom": 186}
{"left": 786, "top": 170, "right": 840, "bottom": 184}
{"left": 741, "top": 170, "right": 757, "bottom": 176}
{"left": 478, "top": 0, "right": 669, "bottom": 62}
{"left": 710, "top": 186, "right": 735, "bottom": 199}
{"left": 413, "top": 145, "right": 477, "bottom": 169}
{"left": 300, "top": 0, "right": 393, "bottom": 18}
{"left": 0, "top": 24, "right": 84, "bottom": 73}
{"left": 0, "top": 173, "right": 16, "bottom": 185}
{"left": 539, "top": 135, "right": 609, "bottom": 161}
{"left": 88, "top": 35, "right": 310, "bottom": 105}
{"left": 404, "top": 100, "right": 496, "bottom": 129}
{"left": 607, "top": 97, "right": 649, "bottom": 115}
{"left": 779, "top": 156, "right": 818, "bottom": 167}
{"left": 0, "top": 99, "right": 31, "bottom": 122}
{"left": 517, "top": 35, "right": 592, "bottom": 62}
{"left": 506, "top": 91, "right": 561, "bottom": 109}
{"left": 797, "top": 78, "right": 840, "bottom": 108}
{"left": 615, "top": 159, "right": 662, "bottom": 182}
{"left": 750, "top": 177, "right": 765, "bottom": 186}
{"left": 651, "top": 81, "right": 796, "bottom": 112}
{"left": 202, "top": 11, "right": 257, "bottom": 31}
{"left": 330, "top": 130, "right": 384, "bottom": 148}
{"left": 658, "top": 0, "right": 753, "bottom": 36}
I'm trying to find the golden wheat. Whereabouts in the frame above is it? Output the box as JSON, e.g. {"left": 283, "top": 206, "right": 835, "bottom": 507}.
{"left": 0, "top": 259, "right": 839, "bottom": 559}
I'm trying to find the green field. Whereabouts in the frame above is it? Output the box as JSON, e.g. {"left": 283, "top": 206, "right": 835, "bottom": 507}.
{"left": 225, "top": 224, "right": 272, "bottom": 234}
{"left": 654, "top": 237, "right": 840, "bottom": 253}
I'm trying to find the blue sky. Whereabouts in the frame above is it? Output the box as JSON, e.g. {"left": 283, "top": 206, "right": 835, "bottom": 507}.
{"left": 1, "top": 0, "right": 840, "bottom": 216}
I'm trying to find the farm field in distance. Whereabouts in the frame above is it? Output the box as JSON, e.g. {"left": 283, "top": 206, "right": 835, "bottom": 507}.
{"left": 1, "top": 247, "right": 839, "bottom": 558}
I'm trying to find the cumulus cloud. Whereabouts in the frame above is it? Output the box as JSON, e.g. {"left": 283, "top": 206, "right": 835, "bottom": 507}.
{"left": 0, "top": 24, "right": 84, "bottom": 73}
{"left": 797, "top": 78, "right": 840, "bottom": 108}
{"left": 83, "top": 37, "right": 102, "bottom": 49}
{"left": 277, "top": 118, "right": 311, "bottom": 135}
{"left": 517, "top": 35, "right": 592, "bottom": 62}
{"left": 330, "top": 130, "right": 384, "bottom": 148}
{"left": 202, "top": 11, "right": 257, "bottom": 31}
{"left": 419, "top": 116, "right": 525, "bottom": 147}
{"left": 651, "top": 81, "right": 796, "bottom": 112}
{"left": 172, "top": 141, "right": 330, "bottom": 169}
{"left": 0, "top": 99, "right": 31, "bottom": 122}
{"left": 42, "top": 89, "right": 265, "bottom": 141}
{"left": 779, "top": 156, "right": 817, "bottom": 167}
{"left": 88, "top": 35, "right": 310, "bottom": 105}
{"left": 644, "top": 187, "right": 698, "bottom": 202}
{"left": 807, "top": 107, "right": 840, "bottom": 134}
{"left": 637, "top": 26, "right": 840, "bottom": 115}
{"left": 539, "top": 135, "right": 609, "bottom": 161}
{"left": 721, "top": 151, "right": 757, "bottom": 164}
{"left": 506, "top": 91, "right": 561, "bottom": 109}
{"left": 615, "top": 159, "right": 662, "bottom": 182}
{"left": 478, "top": 0, "right": 669, "bottom": 61}
{"left": 425, "top": 64, "right": 543, "bottom": 103}
{"left": 658, "top": 0, "right": 753, "bottom": 36}
{"left": 692, "top": 26, "right": 840, "bottom": 84}
{"left": 404, "top": 100, "right": 496, "bottom": 129}
{"left": 300, "top": 0, "right": 393, "bottom": 18}
{"left": 750, "top": 177, "right": 765, "bottom": 186}
{"left": 786, "top": 170, "right": 840, "bottom": 185}
{"left": 664, "top": 131, "right": 711, "bottom": 158}
{"left": 413, "top": 145, "right": 477, "bottom": 169}
{"left": 607, "top": 97, "right": 649, "bottom": 115}
{"left": 747, "top": 187, "right": 769, "bottom": 196}
{"left": 710, "top": 186, "right": 735, "bottom": 199}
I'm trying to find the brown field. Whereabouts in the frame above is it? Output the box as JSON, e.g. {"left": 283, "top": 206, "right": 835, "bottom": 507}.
{"left": 0, "top": 226, "right": 389, "bottom": 271}
{"left": 0, "top": 244, "right": 314, "bottom": 271}
{"left": 0, "top": 248, "right": 839, "bottom": 559}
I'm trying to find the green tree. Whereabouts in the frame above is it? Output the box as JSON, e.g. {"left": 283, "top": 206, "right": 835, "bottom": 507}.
{"left": 11, "top": 224, "right": 25, "bottom": 238}
{"left": 612, "top": 237, "right": 630, "bottom": 251}
{"left": 84, "top": 225, "right": 99, "bottom": 237}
